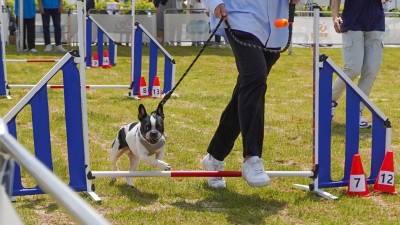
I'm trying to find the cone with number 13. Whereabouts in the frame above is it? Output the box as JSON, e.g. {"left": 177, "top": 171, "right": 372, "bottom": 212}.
{"left": 152, "top": 76, "right": 161, "bottom": 98}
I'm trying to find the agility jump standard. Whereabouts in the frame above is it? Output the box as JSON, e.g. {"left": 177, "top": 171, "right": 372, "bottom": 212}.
{"left": 4, "top": 51, "right": 99, "bottom": 199}
{"left": 88, "top": 9, "right": 391, "bottom": 200}
{"left": 3, "top": 1, "right": 101, "bottom": 201}
{"left": 85, "top": 15, "right": 117, "bottom": 68}
{"left": 2, "top": 7, "right": 391, "bottom": 201}
{"left": 1, "top": 18, "right": 175, "bottom": 98}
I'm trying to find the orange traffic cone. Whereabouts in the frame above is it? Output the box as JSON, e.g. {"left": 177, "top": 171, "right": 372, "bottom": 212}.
{"left": 373, "top": 151, "right": 396, "bottom": 194}
{"left": 91, "top": 52, "right": 99, "bottom": 68}
{"left": 139, "top": 76, "right": 149, "bottom": 98}
{"left": 152, "top": 76, "right": 161, "bottom": 98}
{"left": 347, "top": 154, "right": 370, "bottom": 197}
{"left": 102, "top": 50, "right": 112, "bottom": 69}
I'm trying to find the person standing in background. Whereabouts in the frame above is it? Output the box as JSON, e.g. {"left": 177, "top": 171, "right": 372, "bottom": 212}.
{"left": 14, "top": 0, "right": 37, "bottom": 53}
{"left": 330, "top": 0, "right": 386, "bottom": 128}
{"left": 86, "top": 0, "right": 96, "bottom": 14}
{"left": 188, "top": 0, "right": 205, "bottom": 46}
{"left": 38, "top": 0, "right": 67, "bottom": 52}
{"left": 153, "top": 0, "right": 176, "bottom": 44}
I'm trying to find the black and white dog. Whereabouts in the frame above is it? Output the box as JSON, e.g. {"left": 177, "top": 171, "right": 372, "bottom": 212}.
{"left": 110, "top": 103, "right": 170, "bottom": 186}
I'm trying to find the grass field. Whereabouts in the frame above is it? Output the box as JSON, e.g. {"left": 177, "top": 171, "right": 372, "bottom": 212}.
{"left": 1, "top": 44, "right": 399, "bottom": 225}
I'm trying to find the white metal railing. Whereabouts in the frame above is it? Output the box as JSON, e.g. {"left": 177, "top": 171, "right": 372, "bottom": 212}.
{"left": 0, "top": 118, "right": 111, "bottom": 225}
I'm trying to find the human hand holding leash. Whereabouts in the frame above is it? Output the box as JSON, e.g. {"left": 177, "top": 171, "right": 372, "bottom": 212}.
{"left": 214, "top": 3, "right": 227, "bottom": 20}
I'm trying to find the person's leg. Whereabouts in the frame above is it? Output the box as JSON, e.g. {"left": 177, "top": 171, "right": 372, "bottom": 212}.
{"left": 26, "top": 17, "right": 36, "bottom": 50}
{"left": 215, "top": 34, "right": 221, "bottom": 43}
{"left": 230, "top": 31, "right": 279, "bottom": 159}
{"left": 226, "top": 30, "right": 280, "bottom": 187}
{"left": 41, "top": 9, "right": 51, "bottom": 46}
{"left": 50, "top": 10, "right": 62, "bottom": 46}
{"left": 358, "top": 31, "right": 384, "bottom": 110}
{"left": 157, "top": 29, "right": 164, "bottom": 43}
{"left": 207, "top": 30, "right": 280, "bottom": 160}
{"left": 22, "top": 18, "right": 28, "bottom": 50}
{"left": 332, "top": 31, "right": 364, "bottom": 101}
{"left": 156, "top": 4, "right": 165, "bottom": 43}
{"left": 206, "top": 81, "right": 241, "bottom": 161}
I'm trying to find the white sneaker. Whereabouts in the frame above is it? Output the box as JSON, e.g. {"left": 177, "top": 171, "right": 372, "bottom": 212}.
{"left": 29, "top": 48, "right": 38, "bottom": 53}
{"left": 202, "top": 154, "right": 226, "bottom": 188}
{"left": 359, "top": 112, "right": 371, "bottom": 129}
{"left": 55, "top": 45, "right": 67, "bottom": 53}
{"left": 242, "top": 156, "right": 271, "bottom": 187}
{"left": 44, "top": 44, "right": 52, "bottom": 52}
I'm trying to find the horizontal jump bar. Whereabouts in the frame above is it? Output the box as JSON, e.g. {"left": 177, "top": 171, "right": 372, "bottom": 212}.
{"left": 6, "top": 59, "right": 60, "bottom": 63}
{"left": 9, "top": 85, "right": 130, "bottom": 89}
{"left": 90, "top": 170, "right": 314, "bottom": 178}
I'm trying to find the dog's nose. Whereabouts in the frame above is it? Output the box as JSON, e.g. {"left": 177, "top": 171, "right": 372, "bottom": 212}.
{"left": 150, "top": 131, "right": 158, "bottom": 136}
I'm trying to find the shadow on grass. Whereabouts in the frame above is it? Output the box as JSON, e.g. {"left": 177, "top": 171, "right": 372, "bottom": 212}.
{"left": 171, "top": 183, "right": 287, "bottom": 224}
{"left": 331, "top": 122, "right": 372, "bottom": 139}
{"left": 14, "top": 196, "right": 60, "bottom": 212}
{"left": 113, "top": 182, "right": 159, "bottom": 206}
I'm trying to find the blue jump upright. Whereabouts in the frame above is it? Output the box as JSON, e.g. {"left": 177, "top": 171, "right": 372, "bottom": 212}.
{"left": 315, "top": 54, "right": 391, "bottom": 189}
{"left": 131, "top": 22, "right": 175, "bottom": 97}
{"left": 3, "top": 51, "right": 91, "bottom": 196}
{"left": 84, "top": 18, "right": 175, "bottom": 98}
{"left": 0, "top": 32, "right": 8, "bottom": 98}
{"left": 85, "top": 16, "right": 117, "bottom": 67}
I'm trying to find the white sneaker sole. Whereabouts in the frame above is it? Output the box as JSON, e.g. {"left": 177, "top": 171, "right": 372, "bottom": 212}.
{"left": 246, "top": 179, "right": 271, "bottom": 187}
{"left": 243, "top": 172, "right": 272, "bottom": 187}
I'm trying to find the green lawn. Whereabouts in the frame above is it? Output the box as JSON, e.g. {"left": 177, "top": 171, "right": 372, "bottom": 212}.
{"left": 1, "top": 44, "right": 399, "bottom": 225}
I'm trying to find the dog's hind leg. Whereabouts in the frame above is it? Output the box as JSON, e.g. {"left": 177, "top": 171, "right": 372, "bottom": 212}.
{"left": 126, "top": 151, "right": 139, "bottom": 187}
{"left": 110, "top": 147, "right": 129, "bottom": 182}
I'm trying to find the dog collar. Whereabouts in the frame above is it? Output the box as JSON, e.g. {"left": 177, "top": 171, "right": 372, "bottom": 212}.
{"left": 139, "top": 136, "right": 166, "bottom": 153}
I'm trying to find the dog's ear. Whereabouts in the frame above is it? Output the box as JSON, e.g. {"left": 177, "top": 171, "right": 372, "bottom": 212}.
{"left": 156, "top": 103, "right": 164, "bottom": 119}
{"left": 138, "top": 104, "right": 148, "bottom": 121}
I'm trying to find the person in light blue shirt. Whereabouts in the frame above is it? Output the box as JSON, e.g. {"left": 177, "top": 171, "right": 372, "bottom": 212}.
{"left": 201, "top": 0, "right": 300, "bottom": 189}
{"left": 15, "top": 0, "right": 37, "bottom": 52}
{"left": 38, "top": 0, "right": 67, "bottom": 52}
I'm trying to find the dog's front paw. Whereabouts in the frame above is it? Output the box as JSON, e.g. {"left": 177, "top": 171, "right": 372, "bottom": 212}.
{"left": 158, "top": 160, "right": 170, "bottom": 171}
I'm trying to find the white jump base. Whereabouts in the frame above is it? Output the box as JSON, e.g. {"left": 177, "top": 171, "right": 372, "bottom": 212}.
{"left": 89, "top": 170, "right": 314, "bottom": 178}
{"left": 9, "top": 84, "right": 130, "bottom": 89}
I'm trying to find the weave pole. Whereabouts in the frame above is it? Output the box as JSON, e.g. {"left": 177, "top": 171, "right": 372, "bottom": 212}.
{"left": 89, "top": 170, "right": 314, "bottom": 178}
